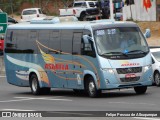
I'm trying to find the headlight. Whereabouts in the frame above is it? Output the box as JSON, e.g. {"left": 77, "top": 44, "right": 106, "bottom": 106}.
{"left": 144, "top": 65, "right": 151, "bottom": 73}
{"left": 101, "top": 68, "right": 114, "bottom": 74}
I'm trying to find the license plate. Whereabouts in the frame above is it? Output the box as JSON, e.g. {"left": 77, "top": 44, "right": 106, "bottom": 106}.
{"left": 125, "top": 74, "right": 136, "bottom": 78}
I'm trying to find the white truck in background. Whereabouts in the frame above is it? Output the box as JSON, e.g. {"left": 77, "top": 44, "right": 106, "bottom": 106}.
{"left": 59, "top": 1, "right": 101, "bottom": 21}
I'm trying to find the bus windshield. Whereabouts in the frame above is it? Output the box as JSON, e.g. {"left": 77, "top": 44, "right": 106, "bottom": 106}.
{"left": 94, "top": 27, "right": 149, "bottom": 58}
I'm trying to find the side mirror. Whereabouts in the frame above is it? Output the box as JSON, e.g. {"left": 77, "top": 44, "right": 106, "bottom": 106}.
{"left": 82, "top": 35, "right": 93, "bottom": 51}
{"left": 82, "top": 35, "right": 93, "bottom": 43}
{"left": 83, "top": 35, "right": 90, "bottom": 44}
{"left": 144, "top": 29, "right": 151, "bottom": 38}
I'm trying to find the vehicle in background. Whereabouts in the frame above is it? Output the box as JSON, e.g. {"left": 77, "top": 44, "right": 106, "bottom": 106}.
{"left": 0, "top": 35, "right": 4, "bottom": 55}
{"left": 114, "top": 12, "right": 123, "bottom": 21}
{"left": 8, "top": 16, "right": 18, "bottom": 25}
{"left": 21, "top": 8, "right": 46, "bottom": 22}
{"left": 59, "top": 1, "right": 101, "bottom": 21}
{"left": 150, "top": 47, "right": 160, "bottom": 86}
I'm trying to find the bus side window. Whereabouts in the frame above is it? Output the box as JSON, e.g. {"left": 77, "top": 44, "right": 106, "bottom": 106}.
{"left": 28, "top": 30, "right": 38, "bottom": 54}
{"left": 16, "top": 30, "right": 29, "bottom": 51}
{"left": 72, "top": 32, "right": 82, "bottom": 55}
{"left": 49, "top": 30, "right": 60, "bottom": 54}
{"left": 6, "top": 30, "right": 17, "bottom": 49}
{"left": 38, "top": 30, "right": 50, "bottom": 53}
{"left": 61, "top": 30, "right": 73, "bottom": 54}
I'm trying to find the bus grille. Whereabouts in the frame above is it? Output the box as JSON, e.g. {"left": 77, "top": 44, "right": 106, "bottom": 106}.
{"left": 120, "top": 77, "right": 140, "bottom": 82}
{"left": 116, "top": 67, "right": 142, "bottom": 74}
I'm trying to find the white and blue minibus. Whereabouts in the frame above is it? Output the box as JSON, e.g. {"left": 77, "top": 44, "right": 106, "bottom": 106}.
{"left": 4, "top": 17, "right": 152, "bottom": 97}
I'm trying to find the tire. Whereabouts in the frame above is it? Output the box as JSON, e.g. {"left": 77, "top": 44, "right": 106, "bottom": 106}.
{"left": 154, "top": 72, "right": 160, "bottom": 86}
{"left": 134, "top": 86, "right": 147, "bottom": 94}
{"left": 30, "top": 74, "right": 50, "bottom": 95}
{"left": 80, "top": 13, "right": 86, "bottom": 21}
{"left": 86, "top": 77, "right": 101, "bottom": 98}
{"left": 30, "top": 74, "right": 41, "bottom": 95}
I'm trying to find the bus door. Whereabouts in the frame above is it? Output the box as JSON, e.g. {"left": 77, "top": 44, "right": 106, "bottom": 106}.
{"left": 71, "top": 32, "right": 83, "bottom": 89}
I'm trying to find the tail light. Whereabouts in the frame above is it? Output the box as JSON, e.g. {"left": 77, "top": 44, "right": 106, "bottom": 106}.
{"left": 73, "top": 9, "right": 76, "bottom": 15}
{"left": 37, "top": 14, "right": 39, "bottom": 17}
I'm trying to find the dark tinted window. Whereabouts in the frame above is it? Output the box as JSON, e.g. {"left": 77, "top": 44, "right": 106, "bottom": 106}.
{"left": 49, "top": 30, "right": 60, "bottom": 53}
{"left": 88, "top": 2, "right": 95, "bottom": 7}
{"left": 5, "top": 30, "right": 35, "bottom": 53}
{"left": 16, "top": 30, "right": 28, "bottom": 50}
{"left": 27, "top": 30, "right": 38, "bottom": 53}
{"left": 5, "top": 30, "right": 17, "bottom": 49}
{"left": 74, "top": 2, "right": 86, "bottom": 7}
{"left": 38, "top": 30, "right": 50, "bottom": 53}
{"left": 38, "top": 9, "right": 42, "bottom": 14}
{"left": 23, "top": 10, "right": 37, "bottom": 15}
{"left": 72, "top": 32, "right": 82, "bottom": 55}
{"left": 61, "top": 30, "right": 73, "bottom": 53}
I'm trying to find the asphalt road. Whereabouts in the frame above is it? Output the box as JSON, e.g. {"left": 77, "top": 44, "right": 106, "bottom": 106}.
{"left": 0, "top": 75, "right": 160, "bottom": 120}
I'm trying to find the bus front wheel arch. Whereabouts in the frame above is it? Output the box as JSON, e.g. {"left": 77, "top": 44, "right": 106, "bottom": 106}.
{"left": 29, "top": 73, "right": 42, "bottom": 95}
{"left": 29, "top": 73, "right": 50, "bottom": 95}
{"left": 84, "top": 75, "right": 101, "bottom": 97}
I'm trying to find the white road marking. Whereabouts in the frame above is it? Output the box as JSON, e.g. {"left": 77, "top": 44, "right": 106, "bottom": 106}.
{"left": 133, "top": 117, "right": 160, "bottom": 120}
{"left": 109, "top": 102, "right": 155, "bottom": 106}
{"left": 14, "top": 97, "right": 72, "bottom": 101}
{"left": 0, "top": 98, "right": 34, "bottom": 103}
{"left": 0, "top": 97, "right": 72, "bottom": 103}
{"left": 2, "top": 109, "right": 35, "bottom": 111}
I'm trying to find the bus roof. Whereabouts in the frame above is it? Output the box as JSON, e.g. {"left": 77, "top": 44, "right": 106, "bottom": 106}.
{"left": 7, "top": 20, "right": 138, "bottom": 31}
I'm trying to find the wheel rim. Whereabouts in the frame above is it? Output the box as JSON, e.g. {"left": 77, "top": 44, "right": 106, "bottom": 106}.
{"left": 89, "top": 81, "right": 95, "bottom": 95}
{"left": 155, "top": 73, "right": 160, "bottom": 85}
{"left": 32, "top": 78, "right": 38, "bottom": 92}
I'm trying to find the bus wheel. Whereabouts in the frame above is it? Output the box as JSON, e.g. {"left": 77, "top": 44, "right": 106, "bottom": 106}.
{"left": 86, "top": 77, "right": 101, "bottom": 98}
{"left": 134, "top": 86, "right": 147, "bottom": 94}
{"left": 30, "top": 74, "right": 42, "bottom": 95}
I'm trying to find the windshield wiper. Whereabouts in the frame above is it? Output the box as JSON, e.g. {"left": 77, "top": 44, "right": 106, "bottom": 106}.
{"left": 101, "top": 52, "right": 128, "bottom": 56}
{"left": 127, "top": 50, "right": 146, "bottom": 54}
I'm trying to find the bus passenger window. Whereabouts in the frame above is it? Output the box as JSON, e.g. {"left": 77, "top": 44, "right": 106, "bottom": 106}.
{"left": 6, "top": 30, "right": 17, "bottom": 49}
{"left": 49, "top": 30, "right": 60, "bottom": 53}
{"left": 72, "top": 32, "right": 82, "bottom": 55}
{"left": 38, "top": 30, "right": 50, "bottom": 53}
{"left": 61, "top": 30, "right": 73, "bottom": 53}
